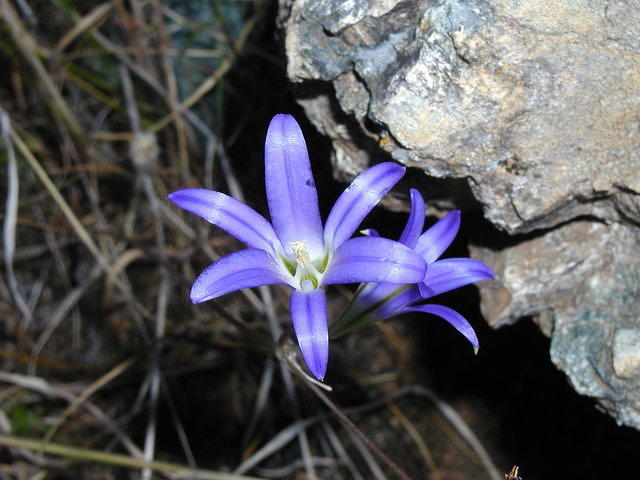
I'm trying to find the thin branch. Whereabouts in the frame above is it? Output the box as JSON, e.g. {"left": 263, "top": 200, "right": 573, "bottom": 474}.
{"left": 301, "top": 379, "right": 414, "bottom": 480}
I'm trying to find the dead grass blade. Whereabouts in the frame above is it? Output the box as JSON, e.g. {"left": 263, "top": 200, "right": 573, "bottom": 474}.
{"left": 409, "top": 386, "right": 501, "bottom": 480}
{"left": 0, "top": 0, "right": 84, "bottom": 136}
{"left": 0, "top": 435, "right": 267, "bottom": 480}
{"left": 0, "top": 109, "right": 33, "bottom": 326}
{"left": 7, "top": 126, "right": 104, "bottom": 271}
{"left": 148, "top": 11, "right": 257, "bottom": 135}
{"left": 148, "top": 56, "right": 233, "bottom": 134}
{"left": 301, "top": 378, "right": 413, "bottom": 480}
{"left": 387, "top": 401, "right": 441, "bottom": 479}
{"left": 54, "top": 2, "right": 113, "bottom": 53}
{"left": 241, "top": 360, "right": 275, "bottom": 449}
{"left": 30, "top": 261, "right": 105, "bottom": 369}
{"left": 43, "top": 358, "right": 136, "bottom": 444}
{"left": 0, "top": 372, "right": 142, "bottom": 458}
{"left": 256, "top": 457, "right": 336, "bottom": 478}
{"left": 345, "top": 428, "right": 388, "bottom": 480}
{"left": 6, "top": 124, "right": 146, "bottom": 327}
{"left": 161, "top": 378, "right": 198, "bottom": 471}
{"left": 320, "top": 420, "right": 365, "bottom": 480}
{"left": 234, "top": 417, "right": 316, "bottom": 475}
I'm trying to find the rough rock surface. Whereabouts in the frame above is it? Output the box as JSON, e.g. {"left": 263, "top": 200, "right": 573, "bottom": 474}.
{"left": 472, "top": 221, "right": 640, "bottom": 428}
{"left": 279, "top": 0, "right": 640, "bottom": 429}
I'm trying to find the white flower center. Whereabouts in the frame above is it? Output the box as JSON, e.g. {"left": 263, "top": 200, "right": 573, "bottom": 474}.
{"left": 283, "top": 240, "right": 329, "bottom": 291}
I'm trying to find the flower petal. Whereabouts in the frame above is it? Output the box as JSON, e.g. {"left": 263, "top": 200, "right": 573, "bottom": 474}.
{"left": 264, "top": 114, "right": 324, "bottom": 258}
{"left": 190, "top": 249, "right": 286, "bottom": 304}
{"left": 414, "top": 210, "right": 461, "bottom": 264}
{"left": 398, "top": 189, "right": 425, "bottom": 249}
{"left": 322, "top": 236, "right": 426, "bottom": 285}
{"left": 290, "top": 289, "right": 329, "bottom": 380}
{"left": 324, "top": 162, "right": 405, "bottom": 249}
{"left": 401, "top": 304, "right": 479, "bottom": 352}
{"left": 168, "top": 189, "right": 280, "bottom": 254}
{"left": 419, "top": 258, "right": 494, "bottom": 298}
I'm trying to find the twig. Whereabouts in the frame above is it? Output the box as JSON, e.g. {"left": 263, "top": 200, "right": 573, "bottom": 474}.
{"left": 301, "top": 379, "right": 414, "bottom": 480}
{"left": 319, "top": 420, "right": 365, "bottom": 480}
{"left": 344, "top": 428, "right": 388, "bottom": 480}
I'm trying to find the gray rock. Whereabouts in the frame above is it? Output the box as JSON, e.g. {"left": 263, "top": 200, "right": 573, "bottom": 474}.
{"left": 280, "top": 0, "right": 640, "bottom": 429}
{"left": 281, "top": 0, "right": 640, "bottom": 233}
{"left": 471, "top": 221, "right": 640, "bottom": 429}
{"left": 613, "top": 329, "right": 640, "bottom": 380}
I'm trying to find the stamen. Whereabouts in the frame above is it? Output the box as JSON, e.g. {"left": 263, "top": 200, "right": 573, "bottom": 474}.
{"left": 291, "top": 241, "right": 311, "bottom": 268}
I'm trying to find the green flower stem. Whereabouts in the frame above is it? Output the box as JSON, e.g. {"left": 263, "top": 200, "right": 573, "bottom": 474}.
{"left": 330, "top": 284, "right": 410, "bottom": 339}
{"left": 0, "top": 434, "right": 265, "bottom": 480}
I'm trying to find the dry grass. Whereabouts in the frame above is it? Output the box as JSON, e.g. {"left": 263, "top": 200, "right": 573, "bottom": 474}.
{"left": 0, "top": 1, "right": 502, "bottom": 479}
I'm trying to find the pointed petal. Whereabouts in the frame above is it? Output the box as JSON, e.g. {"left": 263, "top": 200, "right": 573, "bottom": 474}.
{"left": 398, "top": 189, "right": 425, "bottom": 248}
{"left": 419, "top": 258, "right": 494, "bottom": 298}
{"left": 190, "top": 249, "right": 286, "bottom": 304}
{"left": 322, "top": 236, "right": 426, "bottom": 285}
{"left": 168, "top": 189, "right": 281, "bottom": 254}
{"left": 414, "top": 210, "right": 461, "bottom": 264}
{"left": 290, "top": 289, "right": 328, "bottom": 380}
{"left": 264, "top": 114, "right": 324, "bottom": 258}
{"left": 402, "top": 304, "right": 479, "bottom": 351}
{"left": 357, "top": 282, "right": 422, "bottom": 319}
{"left": 324, "top": 162, "right": 405, "bottom": 249}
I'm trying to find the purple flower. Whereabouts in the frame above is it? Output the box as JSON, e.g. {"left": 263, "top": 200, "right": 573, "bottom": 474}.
{"left": 168, "top": 114, "right": 426, "bottom": 379}
{"left": 335, "top": 189, "right": 494, "bottom": 351}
